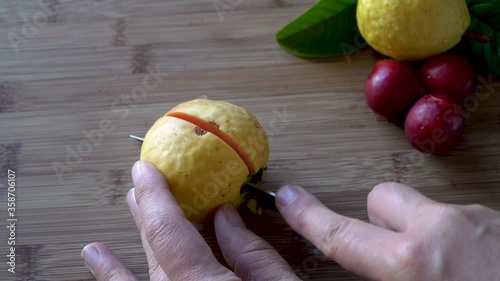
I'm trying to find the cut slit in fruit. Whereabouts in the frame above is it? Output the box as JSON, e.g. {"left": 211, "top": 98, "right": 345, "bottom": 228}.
{"left": 167, "top": 111, "right": 256, "bottom": 174}
{"left": 244, "top": 168, "right": 266, "bottom": 187}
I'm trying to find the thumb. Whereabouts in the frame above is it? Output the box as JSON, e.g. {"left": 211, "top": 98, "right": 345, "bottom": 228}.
{"left": 276, "top": 185, "right": 398, "bottom": 280}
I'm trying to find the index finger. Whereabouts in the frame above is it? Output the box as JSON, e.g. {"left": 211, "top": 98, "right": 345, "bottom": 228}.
{"left": 131, "top": 160, "right": 240, "bottom": 281}
{"left": 276, "top": 185, "right": 401, "bottom": 280}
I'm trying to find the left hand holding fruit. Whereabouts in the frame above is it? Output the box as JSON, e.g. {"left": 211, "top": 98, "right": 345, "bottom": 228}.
{"left": 81, "top": 160, "right": 300, "bottom": 281}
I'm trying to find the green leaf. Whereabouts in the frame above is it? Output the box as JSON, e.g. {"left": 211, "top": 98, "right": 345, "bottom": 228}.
{"left": 455, "top": 0, "right": 500, "bottom": 75}
{"left": 275, "top": 0, "right": 366, "bottom": 57}
{"left": 466, "top": 0, "right": 500, "bottom": 28}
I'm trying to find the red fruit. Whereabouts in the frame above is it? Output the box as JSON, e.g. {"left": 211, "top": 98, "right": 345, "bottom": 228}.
{"left": 405, "top": 94, "right": 465, "bottom": 155}
{"left": 365, "top": 60, "right": 421, "bottom": 117}
{"left": 421, "top": 54, "right": 476, "bottom": 103}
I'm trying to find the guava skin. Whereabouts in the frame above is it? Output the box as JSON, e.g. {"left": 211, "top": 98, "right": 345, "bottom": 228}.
{"left": 140, "top": 99, "right": 269, "bottom": 222}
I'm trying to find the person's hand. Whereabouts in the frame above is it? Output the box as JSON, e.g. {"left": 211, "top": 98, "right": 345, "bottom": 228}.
{"left": 81, "top": 160, "right": 300, "bottom": 281}
{"left": 276, "top": 182, "right": 500, "bottom": 281}
{"left": 81, "top": 160, "right": 500, "bottom": 281}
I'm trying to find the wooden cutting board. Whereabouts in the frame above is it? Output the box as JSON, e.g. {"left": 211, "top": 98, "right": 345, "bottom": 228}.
{"left": 1, "top": 0, "right": 499, "bottom": 280}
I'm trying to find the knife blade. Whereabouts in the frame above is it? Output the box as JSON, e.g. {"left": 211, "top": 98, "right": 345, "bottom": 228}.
{"left": 240, "top": 183, "right": 277, "bottom": 212}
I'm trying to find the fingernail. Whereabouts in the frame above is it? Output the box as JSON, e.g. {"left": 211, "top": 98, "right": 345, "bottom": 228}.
{"left": 81, "top": 244, "right": 100, "bottom": 274}
{"left": 127, "top": 188, "right": 138, "bottom": 216}
{"left": 223, "top": 204, "right": 246, "bottom": 228}
{"left": 131, "top": 160, "right": 143, "bottom": 184}
{"left": 276, "top": 185, "right": 299, "bottom": 207}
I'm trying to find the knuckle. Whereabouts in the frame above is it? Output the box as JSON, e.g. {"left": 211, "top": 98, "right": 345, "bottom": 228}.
{"left": 231, "top": 237, "right": 296, "bottom": 281}
{"left": 464, "top": 203, "right": 489, "bottom": 213}
{"left": 239, "top": 238, "right": 273, "bottom": 260}
{"left": 232, "top": 237, "right": 271, "bottom": 269}
{"left": 391, "top": 238, "right": 427, "bottom": 273}
{"left": 134, "top": 178, "right": 151, "bottom": 200}
{"left": 294, "top": 201, "right": 317, "bottom": 232}
{"left": 149, "top": 263, "right": 165, "bottom": 280}
{"left": 435, "top": 205, "right": 467, "bottom": 223}
{"left": 321, "top": 218, "right": 353, "bottom": 258}
{"left": 101, "top": 270, "right": 120, "bottom": 281}
{"left": 148, "top": 261, "right": 164, "bottom": 280}
{"left": 464, "top": 204, "right": 500, "bottom": 220}
{"left": 421, "top": 205, "right": 470, "bottom": 236}
{"left": 144, "top": 212, "right": 181, "bottom": 249}
{"left": 99, "top": 267, "right": 131, "bottom": 281}
{"left": 368, "top": 182, "right": 402, "bottom": 205}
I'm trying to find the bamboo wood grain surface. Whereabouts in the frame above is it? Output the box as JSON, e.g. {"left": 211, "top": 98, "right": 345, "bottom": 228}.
{"left": 0, "top": 0, "right": 499, "bottom": 280}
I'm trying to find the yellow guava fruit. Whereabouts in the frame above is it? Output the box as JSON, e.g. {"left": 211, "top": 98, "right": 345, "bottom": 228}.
{"left": 140, "top": 99, "right": 269, "bottom": 222}
{"left": 357, "top": 0, "right": 471, "bottom": 60}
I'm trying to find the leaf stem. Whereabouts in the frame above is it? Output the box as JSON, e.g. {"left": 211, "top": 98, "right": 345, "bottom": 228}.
{"left": 463, "top": 30, "right": 495, "bottom": 43}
